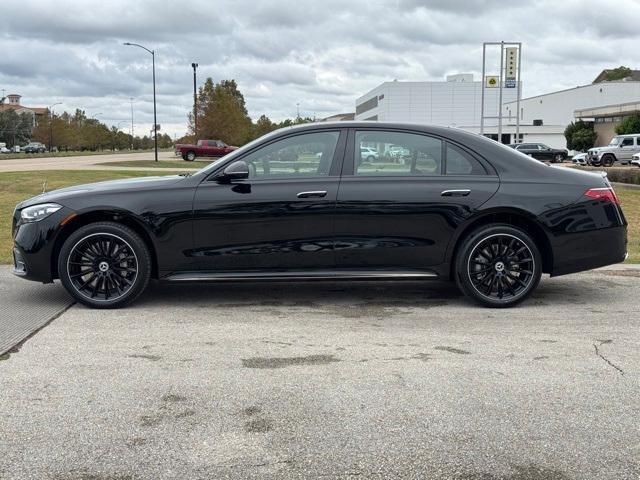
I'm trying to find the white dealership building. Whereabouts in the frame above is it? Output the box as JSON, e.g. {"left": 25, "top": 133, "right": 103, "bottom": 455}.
{"left": 355, "top": 71, "right": 640, "bottom": 149}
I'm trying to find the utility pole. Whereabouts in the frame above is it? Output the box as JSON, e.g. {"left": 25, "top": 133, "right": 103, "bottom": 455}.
{"left": 123, "top": 42, "right": 158, "bottom": 161}
{"left": 48, "top": 102, "right": 62, "bottom": 152}
{"left": 296, "top": 102, "right": 300, "bottom": 120}
{"left": 130, "top": 97, "right": 134, "bottom": 149}
{"left": 191, "top": 63, "right": 198, "bottom": 138}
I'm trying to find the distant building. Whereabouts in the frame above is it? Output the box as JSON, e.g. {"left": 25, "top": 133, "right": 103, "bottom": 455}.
{"left": 321, "top": 112, "right": 355, "bottom": 122}
{"left": 354, "top": 74, "right": 524, "bottom": 145}
{"left": 0, "top": 94, "right": 48, "bottom": 126}
{"left": 503, "top": 77, "right": 640, "bottom": 148}
{"left": 574, "top": 101, "right": 640, "bottom": 146}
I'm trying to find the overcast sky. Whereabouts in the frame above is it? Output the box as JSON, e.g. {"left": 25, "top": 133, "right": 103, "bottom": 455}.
{"left": 1, "top": 0, "right": 639, "bottom": 137}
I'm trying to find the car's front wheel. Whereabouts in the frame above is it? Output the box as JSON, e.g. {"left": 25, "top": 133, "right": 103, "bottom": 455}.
{"left": 185, "top": 151, "right": 196, "bottom": 161}
{"left": 58, "top": 222, "right": 151, "bottom": 308}
{"left": 455, "top": 224, "right": 542, "bottom": 308}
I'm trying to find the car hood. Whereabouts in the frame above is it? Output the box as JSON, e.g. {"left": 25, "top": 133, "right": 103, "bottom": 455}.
{"left": 18, "top": 175, "right": 186, "bottom": 209}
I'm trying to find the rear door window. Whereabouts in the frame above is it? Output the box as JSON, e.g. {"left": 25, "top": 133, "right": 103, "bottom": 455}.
{"left": 354, "top": 130, "right": 442, "bottom": 176}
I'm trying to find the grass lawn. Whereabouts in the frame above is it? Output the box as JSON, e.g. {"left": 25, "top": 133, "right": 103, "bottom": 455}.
{"left": 97, "top": 159, "right": 210, "bottom": 169}
{"left": 0, "top": 149, "right": 170, "bottom": 161}
{"left": 0, "top": 171, "right": 638, "bottom": 264}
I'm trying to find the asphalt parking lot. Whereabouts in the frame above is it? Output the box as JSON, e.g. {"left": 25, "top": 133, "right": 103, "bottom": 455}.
{"left": 1, "top": 268, "right": 639, "bottom": 479}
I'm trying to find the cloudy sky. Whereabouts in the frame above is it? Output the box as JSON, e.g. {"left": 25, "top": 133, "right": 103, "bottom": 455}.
{"left": 1, "top": 0, "right": 639, "bottom": 137}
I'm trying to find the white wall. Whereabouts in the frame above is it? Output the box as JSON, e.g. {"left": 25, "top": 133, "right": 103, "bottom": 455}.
{"left": 356, "top": 81, "right": 519, "bottom": 127}
{"left": 504, "top": 81, "right": 640, "bottom": 126}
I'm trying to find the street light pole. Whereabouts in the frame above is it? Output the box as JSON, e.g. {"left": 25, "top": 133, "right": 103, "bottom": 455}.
{"left": 48, "top": 102, "right": 62, "bottom": 152}
{"left": 124, "top": 42, "right": 158, "bottom": 162}
{"left": 191, "top": 62, "right": 198, "bottom": 138}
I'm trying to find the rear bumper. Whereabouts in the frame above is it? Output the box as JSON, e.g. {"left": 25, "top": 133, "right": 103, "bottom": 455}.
{"left": 550, "top": 225, "right": 627, "bottom": 277}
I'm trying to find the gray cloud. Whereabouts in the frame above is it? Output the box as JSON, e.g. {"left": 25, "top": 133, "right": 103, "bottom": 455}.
{"left": 1, "top": 0, "right": 639, "bottom": 137}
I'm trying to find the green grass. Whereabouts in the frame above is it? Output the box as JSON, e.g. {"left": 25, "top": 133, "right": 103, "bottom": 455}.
{"left": 0, "top": 149, "right": 171, "bottom": 161}
{"left": 97, "top": 159, "right": 209, "bottom": 169}
{"left": 0, "top": 171, "right": 638, "bottom": 264}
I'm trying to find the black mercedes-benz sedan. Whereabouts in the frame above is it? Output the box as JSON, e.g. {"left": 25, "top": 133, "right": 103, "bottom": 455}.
{"left": 12, "top": 122, "right": 627, "bottom": 308}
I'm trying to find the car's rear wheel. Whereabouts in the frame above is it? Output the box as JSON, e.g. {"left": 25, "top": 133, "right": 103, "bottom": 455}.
{"left": 554, "top": 153, "right": 563, "bottom": 163}
{"left": 185, "top": 151, "right": 196, "bottom": 161}
{"left": 58, "top": 222, "right": 151, "bottom": 308}
{"left": 455, "top": 224, "right": 542, "bottom": 308}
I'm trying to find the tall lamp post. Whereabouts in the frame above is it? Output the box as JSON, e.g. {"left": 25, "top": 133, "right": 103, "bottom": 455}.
{"left": 191, "top": 62, "right": 198, "bottom": 139}
{"left": 48, "top": 102, "right": 62, "bottom": 152}
{"left": 123, "top": 42, "right": 158, "bottom": 162}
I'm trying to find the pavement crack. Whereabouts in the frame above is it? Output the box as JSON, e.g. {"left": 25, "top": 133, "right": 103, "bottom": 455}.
{"left": 593, "top": 342, "right": 624, "bottom": 375}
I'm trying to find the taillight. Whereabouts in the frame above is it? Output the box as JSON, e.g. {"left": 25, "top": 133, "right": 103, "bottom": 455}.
{"left": 584, "top": 187, "right": 620, "bottom": 204}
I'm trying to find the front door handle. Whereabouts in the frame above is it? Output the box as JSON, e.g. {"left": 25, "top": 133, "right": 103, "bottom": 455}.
{"left": 297, "top": 191, "right": 327, "bottom": 198}
{"left": 441, "top": 189, "right": 471, "bottom": 197}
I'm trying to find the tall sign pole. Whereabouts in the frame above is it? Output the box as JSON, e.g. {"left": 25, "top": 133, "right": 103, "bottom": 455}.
{"left": 480, "top": 41, "right": 522, "bottom": 144}
{"left": 480, "top": 44, "right": 486, "bottom": 135}
{"left": 498, "top": 41, "right": 504, "bottom": 143}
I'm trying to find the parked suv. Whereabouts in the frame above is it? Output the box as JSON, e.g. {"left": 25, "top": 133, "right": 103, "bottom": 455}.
{"left": 23, "top": 142, "right": 46, "bottom": 154}
{"left": 588, "top": 134, "right": 640, "bottom": 166}
{"left": 509, "top": 143, "right": 568, "bottom": 163}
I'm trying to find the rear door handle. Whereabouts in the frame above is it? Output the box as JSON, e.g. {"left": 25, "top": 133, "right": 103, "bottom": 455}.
{"left": 297, "top": 190, "right": 327, "bottom": 198}
{"left": 441, "top": 189, "right": 471, "bottom": 197}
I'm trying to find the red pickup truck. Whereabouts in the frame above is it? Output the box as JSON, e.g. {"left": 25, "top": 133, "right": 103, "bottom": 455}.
{"left": 175, "top": 139, "right": 237, "bottom": 161}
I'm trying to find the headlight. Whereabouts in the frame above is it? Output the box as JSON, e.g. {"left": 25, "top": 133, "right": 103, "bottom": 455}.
{"left": 20, "top": 203, "right": 62, "bottom": 222}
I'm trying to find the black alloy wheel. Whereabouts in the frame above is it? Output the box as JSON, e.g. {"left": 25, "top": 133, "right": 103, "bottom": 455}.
{"left": 456, "top": 225, "right": 541, "bottom": 307}
{"left": 59, "top": 222, "right": 151, "bottom": 308}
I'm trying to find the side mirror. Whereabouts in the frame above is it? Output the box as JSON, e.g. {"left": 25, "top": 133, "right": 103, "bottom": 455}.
{"left": 216, "top": 160, "right": 249, "bottom": 183}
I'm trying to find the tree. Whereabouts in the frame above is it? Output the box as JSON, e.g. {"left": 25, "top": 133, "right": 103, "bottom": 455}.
{"left": 615, "top": 115, "right": 640, "bottom": 135}
{"left": 604, "top": 66, "right": 633, "bottom": 81}
{"left": 253, "top": 114, "right": 278, "bottom": 138}
{"left": 0, "top": 110, "right": 33, "bottom": 147}
{"left": 189, "top": 78, "right": 253, "bottom": 146}
{"left": 564, "top": 120, "right": 597, "bottom": 151}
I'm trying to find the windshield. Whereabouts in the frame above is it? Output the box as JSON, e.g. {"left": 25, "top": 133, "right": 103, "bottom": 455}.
{"left": 609, "top": 137, "right": 622, "bottom": 146}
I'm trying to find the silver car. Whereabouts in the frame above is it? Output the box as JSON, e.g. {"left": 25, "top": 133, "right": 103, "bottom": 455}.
{"left": 588, "top": 134, "right": 640, "bottom": 166}
{"left": 632, "top": 152, "right": 640, "bottom": 168}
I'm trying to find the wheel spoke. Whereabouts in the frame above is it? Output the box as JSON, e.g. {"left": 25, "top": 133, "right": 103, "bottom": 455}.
{"left": 68, "top": 233, "right": 138, "bottom": 302}
{"left": 468, "top": 233, "right": 535, "bottom": 301}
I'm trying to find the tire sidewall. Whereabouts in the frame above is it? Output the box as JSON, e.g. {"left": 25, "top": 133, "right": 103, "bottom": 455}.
{"left": 455, "top": 224, "right": 542, "bottom": 308}
{"left": 58, "top": 222, "right": 151, "bottom": 308}
{"left": 186, "top": 151, "right": 196, "bottom": 161}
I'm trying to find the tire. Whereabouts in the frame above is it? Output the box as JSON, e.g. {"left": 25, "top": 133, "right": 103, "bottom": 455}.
{"left": 58, "top": 222, "right": 151, "bottom": 309}
{"left": 554, "top": 153, "right": 563, "bottom": 163}
{"left": 455, "top": 224, "right": 542, "bottom": 308}
{"left": 366, "top": 155, "right": 375, "bottom": 162}
{"left": 185, "top": 151, "right": 196, "bottom": 161}
{"left": 602, "top": 154, "right": 615, "bottom": 167}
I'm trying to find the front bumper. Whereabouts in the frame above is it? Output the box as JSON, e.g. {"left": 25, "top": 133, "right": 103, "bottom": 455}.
{"left": 12, "top": 207, "right": 71, "bottom": 283}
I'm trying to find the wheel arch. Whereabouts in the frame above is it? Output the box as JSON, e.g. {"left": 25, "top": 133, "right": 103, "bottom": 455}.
{"left": 447, "top": 208, "right": 554, "bottom": 278}
{"left": 51, "top": 210, "right": 159, "bottom": 279}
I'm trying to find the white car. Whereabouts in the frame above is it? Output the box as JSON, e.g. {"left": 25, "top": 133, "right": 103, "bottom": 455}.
{"left": 0, "top": 146, "right": 10, "bottom": 154}
{"left": 360, "top": 147, "right": 379, "bottom": 161}
{"left": 572, "top": 152, "right": 587, "bottom": 165}
{"left": 632, "top": 152, "right": 640, "bottom": 168}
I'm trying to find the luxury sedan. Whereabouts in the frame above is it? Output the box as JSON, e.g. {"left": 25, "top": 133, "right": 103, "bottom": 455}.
{"left": 12, "top": 122, "right": 627, "bottom": 308}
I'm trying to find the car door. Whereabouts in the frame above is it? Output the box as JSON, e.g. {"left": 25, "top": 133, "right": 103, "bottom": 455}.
{"left": 334, "top": 128, "right": 499, "bottom": 270}
{"left": 192, "top": 129, "right": 346, "bottom": 271}
{"left": 619, "top": 137, "right": 635, "bottom": 162}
